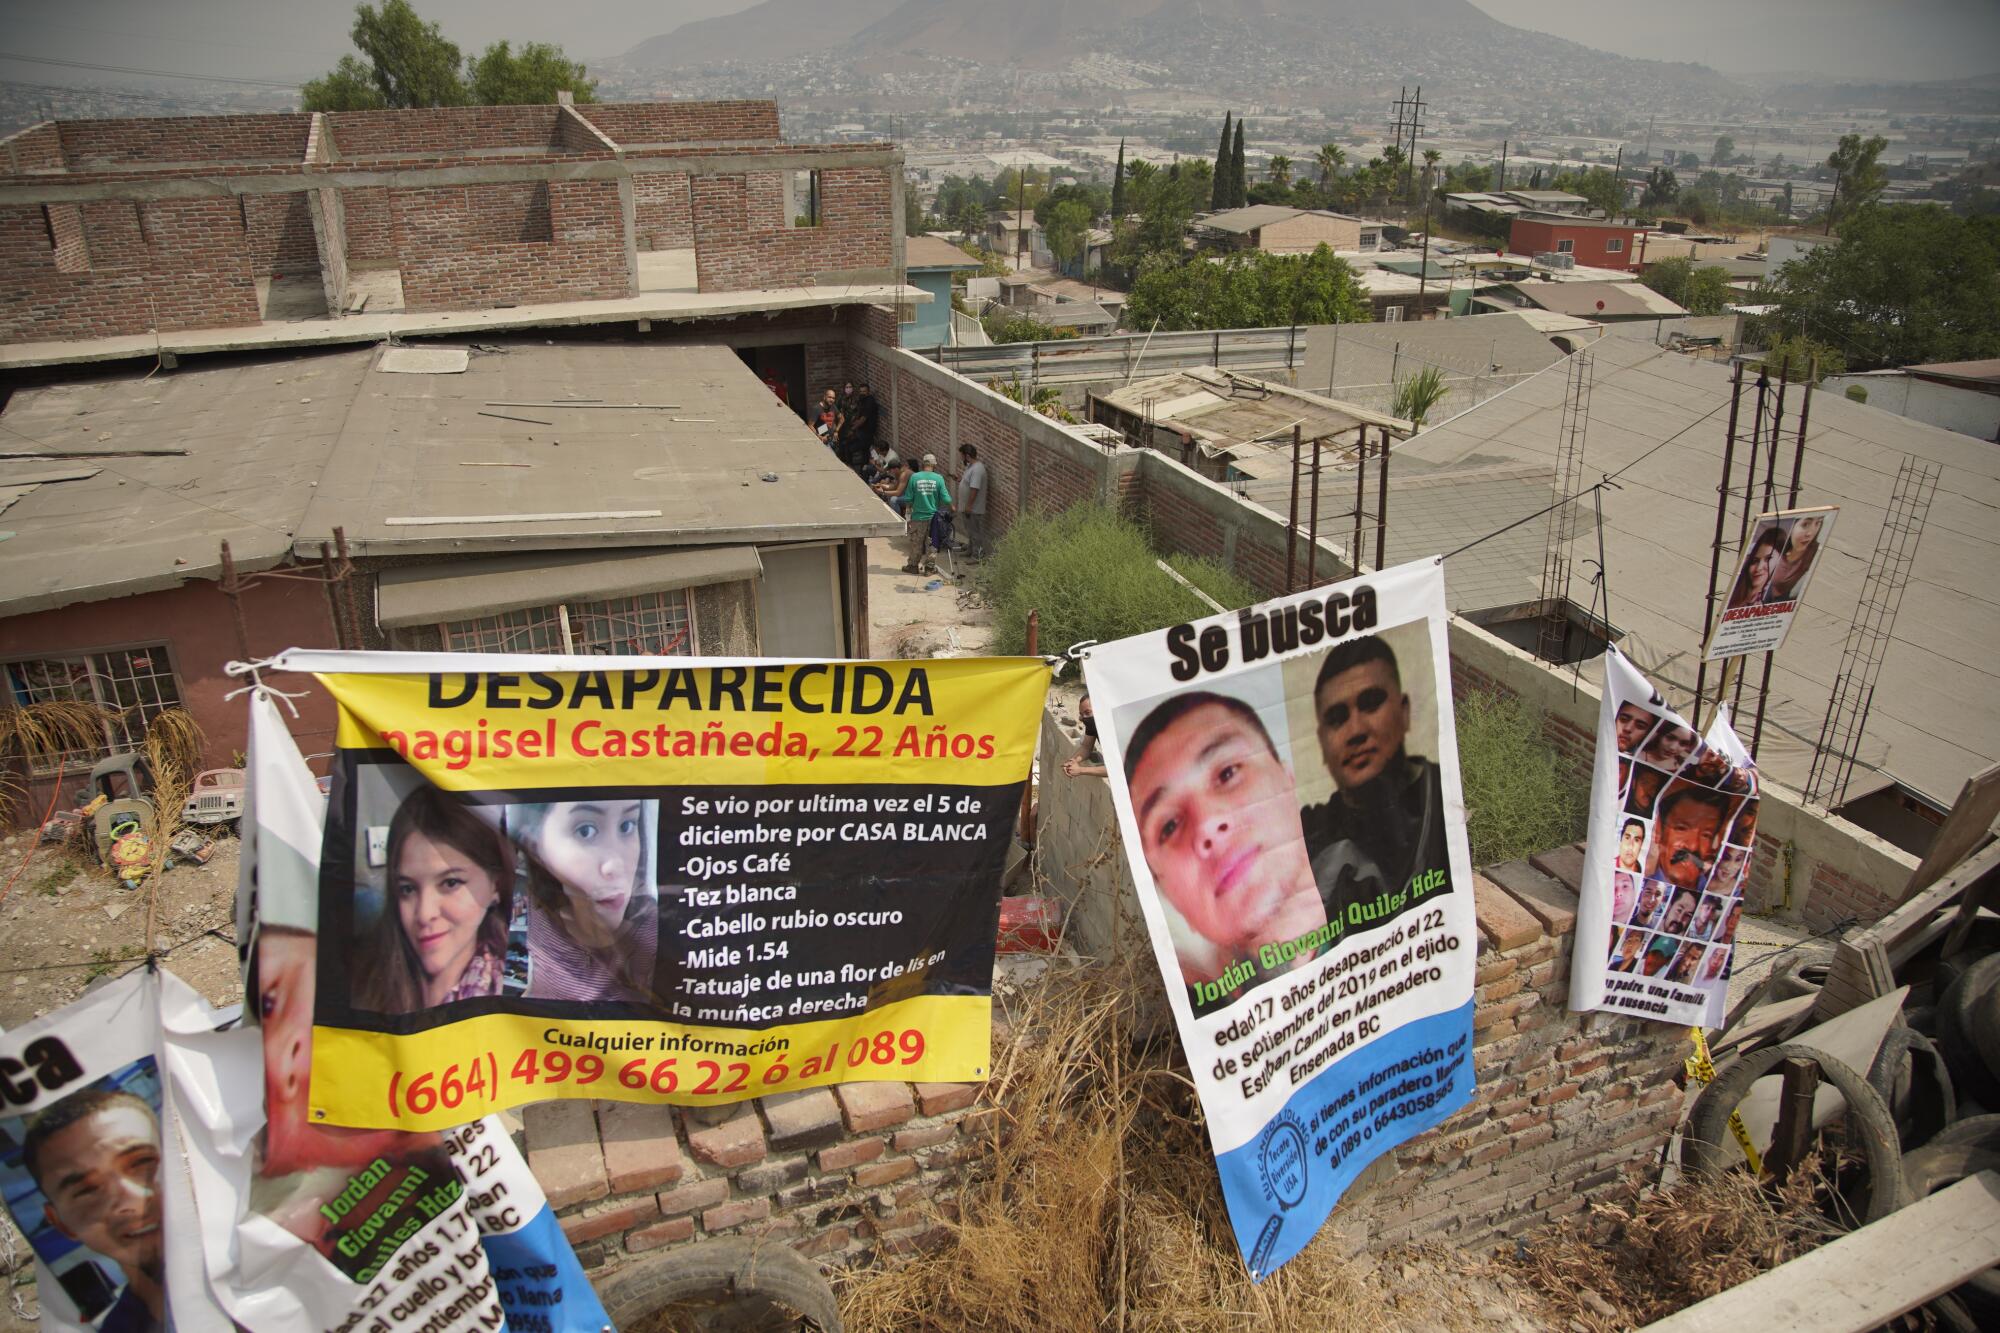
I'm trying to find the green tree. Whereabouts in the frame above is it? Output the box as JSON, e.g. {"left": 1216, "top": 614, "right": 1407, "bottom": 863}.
{"left": 1033, "top": 182, "right": 1110, "bottom": 228}
{"left": 300, "top": 56, "right": 385, "bottom": 112}
{"left": 980, "top": 309, "right": 1077, "bottom": 343}
{"left": 1750, "top": 334, "right": 1846, "bottom": 382}
{"left": 1825, "top": 133, "right": 1889, "bottom": 229}
{"left": 1640, "top": 167, "right": 1678, "bottom": 210}
{"left": 1421, "top": 148, "right": 1442, "bottom": 199}
{"left": 1764, "top": 204, "right": 2000, "bottom": 369}
{"left": 1212, "top": 112, "right": 1233, "bottom": 210}
{"left": 311, "top": 0, "right": 466, "bottom": 110}
{"left": 466, "top": 40, "right": 594, "bottom": 104}
{"left": 1640, "top": 256, "right": 1732, "bottom": 315}
{"left": 1124, "top": 245, "right": 1371, "bottom": 331}
{"left": 1678, "top": 151, "right": 1702, "bottom": 170}
{"left": 1711, "top": 135, "right": 1735, "bottom": 168}
{"left": 1765, "top": 152, "right": 1786, "bottom": 175}
{"left": 1316, "top": 143, "right": 1346, "bottom": 189}
{"left": 1110, "top": 140, "right": 1127, "bottom": 220}
{"left": 1231, "top": 120, "right": 1247, "bottom": 208}
{"left": 1391, "top": 365, "right": 1449, "bottom": 429}
{"left": 1268, "top": 154, "right": 1292, "bottom": 189}
{"left": 1552, "top": 166, "right": 1624, "bottom": 216}
{"left": 1044, "top": 199, "right": 1093, "bottom": 273}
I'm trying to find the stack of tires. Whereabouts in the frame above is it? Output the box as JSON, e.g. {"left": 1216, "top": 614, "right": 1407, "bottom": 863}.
{"left": 1686, "top": 943, "right": 2000, "bottom": 1330}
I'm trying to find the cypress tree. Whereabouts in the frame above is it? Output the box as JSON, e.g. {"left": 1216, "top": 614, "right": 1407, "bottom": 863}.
{"left": 1231, "top": 120, "right": 1247, "bottom": 207}
{"left": 1111, "top": 138, "right": 1126, "bottom": 220}
{"left": 1212, "top": 112, "right": 1232, "bottom": 210}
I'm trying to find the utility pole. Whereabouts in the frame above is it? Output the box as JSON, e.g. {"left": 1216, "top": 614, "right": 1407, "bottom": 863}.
{"left": 1498, "top": 139, "right": 1508, "bottom": 192}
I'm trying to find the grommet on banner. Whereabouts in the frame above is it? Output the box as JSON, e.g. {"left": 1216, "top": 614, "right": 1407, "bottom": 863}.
{"left": 1065, "top": 640, "right": 1097, "bottom": 661}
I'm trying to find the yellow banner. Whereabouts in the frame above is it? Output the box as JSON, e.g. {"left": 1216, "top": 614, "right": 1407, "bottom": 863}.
{"left": 320, "top": 658, "right": 1048, "bottom": 790}
{"left": 312, "top": 994, "right": 991, "bottom": 1130}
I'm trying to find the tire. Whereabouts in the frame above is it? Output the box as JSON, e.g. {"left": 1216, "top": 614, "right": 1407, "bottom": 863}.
{"left": 1929, "top": 1115, "right": 2000, "bottom": 1154}
{"left": 1901, "top": 1142, "right": 2000, "bottom": 1316}
{"left": 1868, "top": 1025, "right": 1957, "bottom": 1150}
{"left": 595, "top": 1239, "right": 843, "bottom": 1333}
{"left": 1685, "top": 1042, "right": 1906, "bottom": 1222}
{"left": 1938, "top": 954, "right": 2000, "bottom": 1109}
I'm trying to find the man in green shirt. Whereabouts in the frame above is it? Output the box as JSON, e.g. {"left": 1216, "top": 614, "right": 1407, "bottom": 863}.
{"left": 899, "top": 453, "right": 953, "bottom": 574}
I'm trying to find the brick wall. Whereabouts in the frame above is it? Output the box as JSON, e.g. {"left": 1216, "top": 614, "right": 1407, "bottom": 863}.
{"left": 393, "top": 179, "right": 628, "bottom": 310}
{"left": 693, "top": 166, "right": 895, "bottom": 292}
{"left": 576, "top": 100, "right": 783, "bottom": 145}
{"left": 325, "top": 106, "right": 569, "bottom": 157}
{"left": 241, "top": 192, "right": 319, "bottom": 275}
{"left": 523, "top": 1080, "right": 991, "bottom": 1273}
{"left": 56, "top": 114, "right": 310, "bottom": 165}
{"left": 0, "top": 197, "right": 259, "bottom": 342}
{"left": 632, "top": 172, "right": 693, "bottom": 249}
{"left": 45, "top": 204, "right": 86, "bottom": 274}
{"left": 341, "top": 187, "right": 395, "bottom": 264}
{"left": 3, "top": 123, "right": 64, "bottom": 172}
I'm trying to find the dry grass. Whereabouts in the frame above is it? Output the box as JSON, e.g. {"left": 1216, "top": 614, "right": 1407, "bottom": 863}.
{"left": 1511, "top": 1152, "right": 1846, "bottom": 1330}
{"left": 836, "top": 962, "right": 1502, "bottom": 1333}
{"left": 0, "top": 699, "right": 114, "bottom": 812}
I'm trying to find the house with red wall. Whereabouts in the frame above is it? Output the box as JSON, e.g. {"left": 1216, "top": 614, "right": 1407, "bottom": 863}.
{"left": 1507, "top": 215, "right": 1648, "bottom": 272}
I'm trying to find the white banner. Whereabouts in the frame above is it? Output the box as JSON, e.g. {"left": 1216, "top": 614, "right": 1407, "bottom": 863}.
{"left": 1570, "top": 649, "right": 1759, "bottom": 1026}
{"left": 1085, "top": 558, "right": 1476, "bottom": 1280}
{"left": 1703, "top": 506, "right": 1838, "bottom": 662}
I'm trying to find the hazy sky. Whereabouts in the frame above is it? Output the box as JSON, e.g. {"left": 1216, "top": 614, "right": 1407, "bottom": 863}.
{"left": 1, "top": 0, "right": 1995, "bottom": 88}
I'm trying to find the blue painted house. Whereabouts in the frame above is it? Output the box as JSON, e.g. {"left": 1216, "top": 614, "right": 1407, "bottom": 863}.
{"left": 902, "top": 235, "right": 985, "bottom": 350}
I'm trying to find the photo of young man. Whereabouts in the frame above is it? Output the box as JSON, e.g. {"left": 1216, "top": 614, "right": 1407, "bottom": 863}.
{"left": 16, "top": 1082, "right": 166, "bottom": 1333}
{"left": 1122, "top": 690, "right": 1329, "bottom": 1002}
{"left": 1293, "top": 634, "right": 1448, "bottom": 926}
{"left": 1613, "top": 702, "right": 1661, "bottom": 757}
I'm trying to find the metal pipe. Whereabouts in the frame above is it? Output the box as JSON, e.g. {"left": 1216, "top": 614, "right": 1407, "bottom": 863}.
{"left": 1351, "top": 429, "right": 1368, "bottom": 570}
{"left": 1019, "top": 609, "right": 1039, "bottom": 847}
{"left": 1692, "top": 362, "right": 1745, "bottom": 714}
{"left": 1375, "top": 427, "right": 1391, "bottom": 571}
{"left": 1285, "top": 425, "right": 1302, "bottom": 592}
{"left": 1307, "top": 436, "right": 1323, "bottom": 587}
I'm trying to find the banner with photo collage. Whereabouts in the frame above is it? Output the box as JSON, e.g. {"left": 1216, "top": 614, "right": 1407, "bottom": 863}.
{"left": 1569, "top": 649, "right": 1760, "bottom": 1027}
{"left": 1086, "top": 558, "right": 1476, "bottom": 1281}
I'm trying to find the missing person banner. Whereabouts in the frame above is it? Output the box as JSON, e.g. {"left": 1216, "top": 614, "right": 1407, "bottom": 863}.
{"left": 1570, "top": 649, "right": 1760, "bottom": 1027}
{"left": 1703, "top": 506, "right": 1838, "bottom": 661}
{"left": 163, "top": 690, "right": 607, "bottom": 1333}
{"left": 255, "top": 649, "right": 1048, "bottom": 1131}
{"left": 1086, "top": 559, "right": 1476, "bottom": 1280}
{"left": 0, "top": 971, "right": 227, "bottom": 1333}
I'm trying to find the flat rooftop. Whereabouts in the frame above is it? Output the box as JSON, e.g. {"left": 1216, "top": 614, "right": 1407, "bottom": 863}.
{"left": 0, "top": 341, "right": 902, "bottom": 616}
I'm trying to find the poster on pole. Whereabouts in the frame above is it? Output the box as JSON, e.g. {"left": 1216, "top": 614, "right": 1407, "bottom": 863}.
{"left": 0, "top": 970, "right": 228, "bottom": 1333}
{"left": 1570, "top": 648, "right": 1760, "bottom": 1028}
{"left": 1085, "top": 558, "right": 1476, "bottom": 1280}
{"left": 165, "top": 689, "right": 608, "bottom": 1333}
{"left": 1703, "top": 506, "right": 1838, "bottom": 661}
{"left": 255, "top": 649, "right": 1048, "bottom": 1131}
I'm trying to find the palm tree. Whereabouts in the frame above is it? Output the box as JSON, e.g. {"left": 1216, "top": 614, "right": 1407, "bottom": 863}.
{"left": 1421, "top": 149, "right": 1442, "bottom": 198}
{"left": 1316, "top": 143, "right": 1346, "bottom": 188}
{"left": 1268, "top": 154, "right": 1292, "bottom": 189}
{"left": 1391, "top": 365, "right": 1449, "bottom": 431}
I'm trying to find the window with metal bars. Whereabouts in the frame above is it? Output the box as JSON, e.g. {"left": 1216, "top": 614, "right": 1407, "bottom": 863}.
{"left": 438, "top": 590, "right": 696, "bottom": 657}
{"left": 4, "top": 645, "right": 184, "bottom": 775}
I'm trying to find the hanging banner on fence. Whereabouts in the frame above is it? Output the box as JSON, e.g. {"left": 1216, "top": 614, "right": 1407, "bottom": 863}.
{"left": 1086, "top": 558, "right": 1476, "bottom": 1281}
{"left": 0, "top": 970, "right": 228, "bottom": 1333}
{"left": 255, "top": 649, "right": 1048, "bottom": 1131}
{"left": 1703, "top": 506, "right": 1839, "bottom": 662}
{"left": 1569, "top": 648, "right": 1759, "bottom": 1027}
{"left": 165, "top": 690, "right": 607, "bottom": 1333}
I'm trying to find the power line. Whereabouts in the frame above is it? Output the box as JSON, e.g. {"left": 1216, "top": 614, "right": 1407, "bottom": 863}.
{"left": 0, "top": 51, "right": 302, "bottom": 91}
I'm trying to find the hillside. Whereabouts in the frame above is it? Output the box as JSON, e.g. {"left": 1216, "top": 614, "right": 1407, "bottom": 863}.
{"left": 618, "top": 0, "right": 1745, "bottom": 109}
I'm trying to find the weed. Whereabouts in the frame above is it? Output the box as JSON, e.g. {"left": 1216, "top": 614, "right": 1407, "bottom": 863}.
{"left": 986, "top": 504, "right": 1257, "bottom": 656}
{"left": 30, "top": 860, "right": 77, "bottom": 897}
{"left": 1455, "top": 687, "right": 1591, "bottom": 867}
{"left": 84, "top": 948, "right": 136, "bottom": 982}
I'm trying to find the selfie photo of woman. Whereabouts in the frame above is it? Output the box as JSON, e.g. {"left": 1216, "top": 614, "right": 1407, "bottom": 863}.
{"left": 506, "top": 800, "right": 660, "bottom": 1006}
{"left": 353, "top": 788, "right": 515, "bottom": 1014}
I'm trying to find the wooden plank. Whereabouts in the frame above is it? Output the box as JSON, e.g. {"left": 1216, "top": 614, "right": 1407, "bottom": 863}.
{"left": 1902, "top": 760, "right": 2000, "bottom": 900}
{"left": 1811, "top": 838, "right": 2000, "bottom": 1021}
{"left": 1642, "top": 1172, "right": 2000, "bottom": 1333}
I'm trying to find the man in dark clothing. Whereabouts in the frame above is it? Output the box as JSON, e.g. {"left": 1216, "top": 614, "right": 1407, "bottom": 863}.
{"left": 1298, "top": 636, "right": 1449, "bottom": 926}
{"left": 843, "top": 383, "right": 881, "bottom": 470}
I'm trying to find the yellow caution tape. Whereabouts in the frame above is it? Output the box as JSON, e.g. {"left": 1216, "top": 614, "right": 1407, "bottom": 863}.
{"left": 1685, "top": 1027, "right": 1763, "bottom": 1175}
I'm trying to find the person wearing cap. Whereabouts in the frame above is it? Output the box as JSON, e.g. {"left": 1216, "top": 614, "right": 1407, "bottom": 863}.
{"left": 897, "top": 453, "right": 953, "bottom": 574}
{"left": 957, "top": 443, "right": 990, "bottom": 558}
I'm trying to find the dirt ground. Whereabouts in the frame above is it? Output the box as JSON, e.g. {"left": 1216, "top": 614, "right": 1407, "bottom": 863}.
{"left": 0, "top": 829, "right": 245, "bottom": 1032}
{"left": 865, "top": 532, "right": 997, "bottom": 659}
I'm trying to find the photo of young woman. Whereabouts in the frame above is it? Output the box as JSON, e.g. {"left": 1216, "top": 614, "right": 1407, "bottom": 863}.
{"left": 353, "top": 788, "right": 515, "bottom": 1013}
{"left": 506, "top": 800, "right": 660, "bottom": 1005}
{"left": 1767, "top": 512, "right": 1826, "bottom": 603}
{"left": 1726, "top": 525, "right": 1788, "bottom": 610}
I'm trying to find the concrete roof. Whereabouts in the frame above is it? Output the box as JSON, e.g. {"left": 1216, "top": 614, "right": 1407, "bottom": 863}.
{"left": 905, "top": 234, "right": 984, "bottom": 270}
{"left": 1507, "top": 281, "right": 1687, "bottom": 319}
{"left": 1379, "top": 336, "right": 2000, "bottom": 804}
{"left": 1198, "top": 206, "right": 1360, "bottom": 235}
{"left": 1305, "top": 312, "right": 1572, "bottom": 394}
{"left": 0, "top": 342, "right": 902, "bottom": 616}
{"left": 1097, "top": 369, "right": 1404, "bottom": 463}
{"left": 1909, "top": 359, "right": 2000, "bottom": 388}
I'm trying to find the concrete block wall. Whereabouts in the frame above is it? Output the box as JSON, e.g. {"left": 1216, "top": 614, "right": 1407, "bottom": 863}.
{"left": 694, "top": 165, "right": 895, "bottom": 292}
{"left": 521, "top": 1081, "right": 993, "bottom": 1273}
{"left": 578, "top": 100, "right": 783, "bottom": 145}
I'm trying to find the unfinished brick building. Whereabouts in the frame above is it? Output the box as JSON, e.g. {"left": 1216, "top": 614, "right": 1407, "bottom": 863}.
{"left": 0, "top": 98, "right": 907, "bottom": 346}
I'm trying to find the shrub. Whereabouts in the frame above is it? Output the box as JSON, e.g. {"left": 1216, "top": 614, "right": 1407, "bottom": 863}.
{"left": 1454, "top": 688, "right": 1590, "bottom": 867}
{"left": 986, "top": 506, "right": 1252, "bottom": 655}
